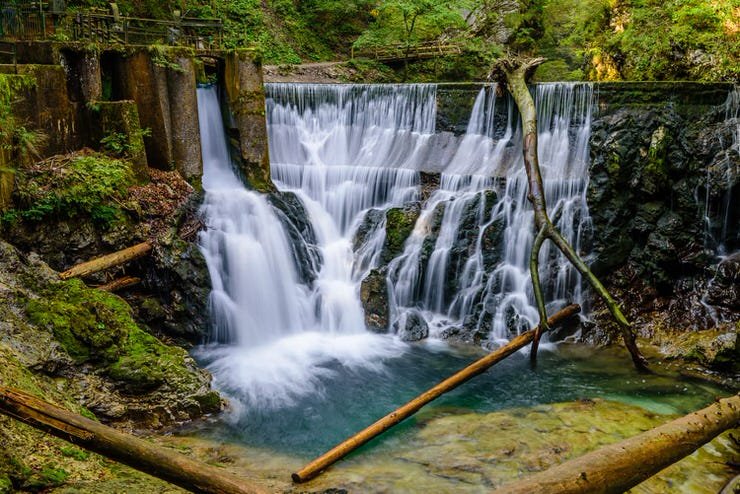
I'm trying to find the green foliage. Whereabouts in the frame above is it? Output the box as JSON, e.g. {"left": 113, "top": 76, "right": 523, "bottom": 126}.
{"left": 59, "top": 446, "right": 90, "bottom": 461}
{"left": 354, "top": 0, "right": 470, "bottom": 50}
{"left": 100, "top": 128, "right": 151, "bottom": 159}
{"left": 531, "top": 0, "right": 738, "bottom": 81}
{"left": 7, "top": 154, "right": 134, "bottom": 228}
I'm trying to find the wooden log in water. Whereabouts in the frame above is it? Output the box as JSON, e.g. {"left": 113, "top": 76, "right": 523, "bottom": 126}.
{"left": 97, "top": 275, "right": 141, "bottom": 292}
{"left": 59, "top": 242, "right": 152, "bottom": 280}
{"left": 0, "top": 386, "right": 268, "bottom": 494}
{"left": 292, "top": 303, "right": 581, "bottom": 483}
{"left": 491, "top": 393, "right": 740, "bottom": 494}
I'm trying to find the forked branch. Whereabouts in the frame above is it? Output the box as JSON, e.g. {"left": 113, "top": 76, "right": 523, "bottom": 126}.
{"left": 490, "top": 55, "right": 648, "bottom": 371}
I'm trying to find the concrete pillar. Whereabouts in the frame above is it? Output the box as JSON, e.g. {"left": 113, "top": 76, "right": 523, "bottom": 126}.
{"left": 79, "top": 51, "right": 102, "bottom": 103}
{"left": 223, "top": 49, "right": 274, "bottom": 192}
{"left": 166, "top": 55, "right": 202, "bottom": 185}
{"left": 118, "top": 51, "right": 174, "bottom": 170}
{"left": 97, "top": 101, "right": 149, "bottom": 180}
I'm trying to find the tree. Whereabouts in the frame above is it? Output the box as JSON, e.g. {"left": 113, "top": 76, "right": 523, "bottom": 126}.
{"left": 353, "top": 0, "right": 471, "bottom": 79}
{"left": 489, "top": 55, "right": 648, "bottom": 371}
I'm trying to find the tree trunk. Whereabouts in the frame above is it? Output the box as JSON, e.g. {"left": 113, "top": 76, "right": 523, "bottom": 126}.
{"left": 292, "top": 304, "right": 581, "bottom": 483}
{"left": 0, "top": 386, "right": 268, "bottom": 494}
{"left": 97, "top": 276, "right": 141, "bottom": 292}
{"left": 59, "top": 242, "right": 152, "bottom": 280}
{"left": 490, "top": 56, "right": 647, "bottom": 371}
{"left": 492, "top": 393, "right": 740, "bottom": 494}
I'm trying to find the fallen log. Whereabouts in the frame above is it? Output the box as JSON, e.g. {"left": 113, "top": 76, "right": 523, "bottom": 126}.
{"left": 492, "top": 393, "right": 740, "bottom": 494}
{"left": 0, "top": 386, "right": 268, "bottom": 494}
{"left": 97, "top": 276, "right": 141, "bottom": 292}
{"left": 59, "top": 242, "right": 152, "bottom": 280}
{"left": 292, "top": 304, "right": 581, "bottom": 483}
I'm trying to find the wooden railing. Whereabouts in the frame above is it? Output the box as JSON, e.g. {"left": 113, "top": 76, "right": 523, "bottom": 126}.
{"left": 351, "top": 41, "right": 463, "bottom": 62}
{"left": 0, "top": 40, "right": 16, "bottom": 65}
{"left": 0, "top": 3, "right": 223, "bottom": 49}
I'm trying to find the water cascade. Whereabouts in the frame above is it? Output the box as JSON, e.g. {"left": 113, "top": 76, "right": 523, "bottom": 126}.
{"left": 265, "top": 82, "right": 594, "bottom": 345}
{"left": 193, "top": 82, "right": 731, "bottom": 459}
{"left": 198, "top": 82, "right": 595, "bottom": 412}
{"left": 196, "top": 86, "right": 405, "bottom": 410}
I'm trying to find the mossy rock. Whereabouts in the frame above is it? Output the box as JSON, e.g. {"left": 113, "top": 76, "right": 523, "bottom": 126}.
{"left": 25, "top": 278, "right": 208, "bottom": 394}
{"left": 26, "top": 279, "right": 132, "bottom": 363}
{"left": 382, "top": 203, "right": 421, "bottom": 263}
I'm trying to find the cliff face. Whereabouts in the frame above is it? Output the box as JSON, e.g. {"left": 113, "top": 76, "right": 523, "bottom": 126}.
{"left": 583, "top": 83, "right": 739, "bottom": 375}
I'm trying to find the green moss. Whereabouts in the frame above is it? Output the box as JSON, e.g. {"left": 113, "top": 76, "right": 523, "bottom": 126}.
{"left": 59, "top": 446, "right": 90, "bottom": 461}
{"left": 25, "top": 279, "right": 194, "bottom": 391}
{"left": 25, "top": 466, "right": 69, "bottom": 489}
{"left": 0, "top": 474, "right": 11, "bottom": 494}
{"left": 26, "top": 279, "right": 131, "bottom": 363}
{"left": 5, "top": 153, "right": 134, "bottom": 229}
{"left": 108, "top": 314, "right": 194, "bottom": 392}
{"left": 383, "top": 205, "right": 420, "bottom": 263}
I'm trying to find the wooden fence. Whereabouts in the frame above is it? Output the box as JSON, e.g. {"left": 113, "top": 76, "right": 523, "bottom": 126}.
{"left": 0, "top": 2, "right": 223, "bottom": 49}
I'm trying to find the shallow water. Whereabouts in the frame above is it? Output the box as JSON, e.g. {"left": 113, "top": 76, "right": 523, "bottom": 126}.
{"left": 191, "top": 341, "right": 729, "bottom": 459}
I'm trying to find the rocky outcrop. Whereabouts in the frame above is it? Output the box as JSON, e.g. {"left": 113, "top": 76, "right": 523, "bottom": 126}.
{"left": 0, "top": 241, "right": 221, "bottom": 426}
{"left": 268, "top": 191, "right": 322, "bottom": 286}
{"left": 585, "top": 86, "right": 738, "bottom": 366}
{"left": 382, "top": 203, "right": 421, "bottom": 263}
{"left": 360, "top": 268, "right": 389, "bottom": 332}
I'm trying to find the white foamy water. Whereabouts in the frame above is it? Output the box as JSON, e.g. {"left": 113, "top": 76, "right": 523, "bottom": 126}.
{"left": 198, "top": 82, "right": 596, "bottom": 410}
{"left": 196, "top": 86, "right": 406, "bottom": 410}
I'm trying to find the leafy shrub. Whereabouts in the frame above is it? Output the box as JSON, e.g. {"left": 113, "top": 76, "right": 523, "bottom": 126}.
{"left": 6, "top": 153, "right": 134, "bottom": 228}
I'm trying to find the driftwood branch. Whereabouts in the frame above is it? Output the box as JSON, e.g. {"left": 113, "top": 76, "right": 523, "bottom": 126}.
{"left": 292, "top": 304, "right": 581, "bottom": 483}
{"left": 492, "top": 393, "right": 740, "bottom": 494}
{"left": 490, "top": 55, "right": 647, "bottom": 371}
{"left": 59, "top": 242, "right": 152, "bottom": 280}
{"left": 97, "top": 276, "right": 141, "bottom": 292}
{"left": 0, "top": 386, "right": 268, "bottom": 494}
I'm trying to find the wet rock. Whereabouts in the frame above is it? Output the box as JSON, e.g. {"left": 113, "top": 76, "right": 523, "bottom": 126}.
{"left": 382, "top": 203, "right": 421, "bottom": 264}
{"left": 353, "top": 208, "right": 385, "bottom": 251}
{"left": 419, "top": 172, "right": 440, "bottom": 202}
{"left": 393, "top": 310, "right": 429, "bottom": 341}
{"left": 0, "top": 240, "right": 222, "bottom": 429}
{"left": 360, "top": 268, "right": 389, "bottom": 332}
{"left": 268, "top": 191, "right": 322, "bottom": 285}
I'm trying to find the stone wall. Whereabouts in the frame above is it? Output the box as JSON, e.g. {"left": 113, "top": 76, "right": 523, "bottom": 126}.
{"left": 0, "top": 43, "right": 272, "bottom": 188}
{"left": 223, "top": 49, "right": 274, "bottom": 192}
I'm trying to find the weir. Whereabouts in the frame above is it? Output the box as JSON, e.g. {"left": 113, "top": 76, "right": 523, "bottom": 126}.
{"left": 265, "top": 82, "right": 594, "bottom": 343}
{"left": 195, "top": 82, "right": 600, "bottom": 412}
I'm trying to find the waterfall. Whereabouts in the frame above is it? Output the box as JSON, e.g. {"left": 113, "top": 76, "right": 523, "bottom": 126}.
{"left": 718, "top": 86, "right": 738, "bottom": 253}
{"left": 196, "top": 86, "right": 405, "bottom": 410}
{"left": 197, "top": 82, "right": 595, "bottom": 410}
{"left": 266, "top": 82, "right": 594, "bottom": 344}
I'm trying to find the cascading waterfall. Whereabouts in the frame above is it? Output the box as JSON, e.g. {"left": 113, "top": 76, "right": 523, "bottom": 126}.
{"left": 197, "top": 82, "right": 595, "bottom": 411}
{"left": 196, "top": 85, "right": 405, "bottom": 410}
{"left": 266, "top": 82, "right": 595, "bottom": 345}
